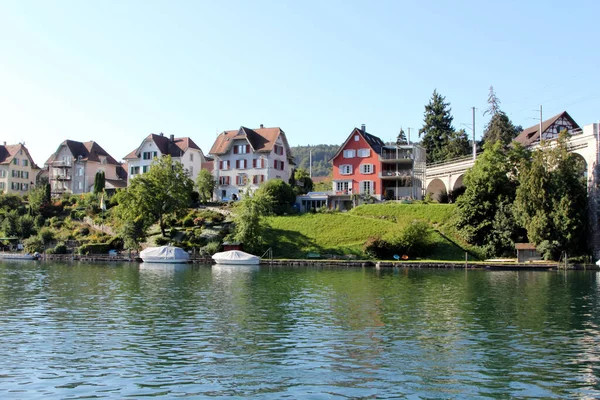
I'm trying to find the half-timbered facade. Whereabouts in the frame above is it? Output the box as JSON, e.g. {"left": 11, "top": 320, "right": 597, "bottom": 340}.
{"left": 515, "top": 111, "right": 580, "bottom": 146}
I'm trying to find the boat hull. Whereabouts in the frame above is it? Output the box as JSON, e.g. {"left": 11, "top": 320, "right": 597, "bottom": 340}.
{"left": 140, "top": 257, "right": 190, "bottom": 264}
{"left": 212, "top": 250, "right": 260, "bottom": 265}
{"left": 0, "top": 253, "right": 39, "bottom": 260}
{"left": 139, "top": 245, "right": 190, "bottom": 264}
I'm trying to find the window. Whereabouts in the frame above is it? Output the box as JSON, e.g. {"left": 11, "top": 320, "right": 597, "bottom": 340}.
{"left": 12, "top": 158, "right": 18, "bottom": 165}
{"left": 236, "top": 175, "right": 247, "bottom": 186}
{"left": 21, "top": 183, "right": 28, "bottom": 191}
{"left": 274, "top": 160, "right": 285, "bottom": 170}
{"left": 358, "top": 148, "right": 370, "bottom": 158}
{"left": 77, "top": 167, "right": 84, "bottom": 176}
{"left": 131, "top": 166, "right": 140, "bottom": 175}
{"left": 219, "top": 176, "right": 230, "bottom": 185}
{"left": 78, "top": 182, "right": 83, "bottom": 190}
{"left": 233, "top": 144, "right": 250, "bottom": 154}
{"left": 252, "top": 175, "right": 266, "bottom": 184}
{"left": 0, "top": 170, "right": 5, "bottom": 178}
{"left": 190, "top": 153, "right": 194, "bottom": 161}
{"left": 23, "top": 171, "right": 29, "bottom": 179}
{"left": 12, "top": 170, "right": 17, "bottom": 178}
{"left": 360, "top": 164, "right": 374, "bottom": 174}
{"left": 0, "top": 182, "right": 4, "bottom": 190}
{"left": 274, "top": 145, "right": 284, "bottom": 155}
{"left": 336, "top": 181, "right": 350, "bottom": 193}
{"left": 236, "top": 159, "right": 247, "bottom": 169}
{"left": 343, "top": 149, "right": 356, "bottom": 158}
{"left": 11, "top": 182, "right": 18, "bottom": 190}
{"left": 253, "top": 158, "right": 266, "bottom": 168}
{"left": 219, "top": 160, "right": 230, "bottom": 170}
{"left": 23, "top": 160, "right": 29, "bottom": 167}
{"left": 361, "top": 181, "right": 374, "bottom": 195}
{"left": 189, "top": 166, "right": 193, "bottom": 176}
{"left": 354, "top": 135, "right": 359, "bottom": 141}
{"left": 339, "top": 164, "right": 352, "bottom": 175}
{"left": 142, "top": 166, "right": 149, "bottom": 173}
{"left": 143, "top": 151, "right": 157, "bottom": 160}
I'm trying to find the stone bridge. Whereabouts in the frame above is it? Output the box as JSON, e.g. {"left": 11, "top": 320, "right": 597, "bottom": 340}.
{"left": 424, "top": 123, "right": 600, "bottom": 258}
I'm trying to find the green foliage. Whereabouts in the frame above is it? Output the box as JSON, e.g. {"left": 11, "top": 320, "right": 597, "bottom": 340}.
{"left": 419, "top": 90, "right": 470, "bottom": 163}
{"left": 257, "top": 179, "right": 295, "bottom": 215}
{"left": 515, "top": 131, "right": 588, "bottom": 257}
{"left": 396, "top": 128, "right": 408, "bottom": 145}
{"left": 120, "top": 219, "right": 146, "bottom": 251}
{"left": 115, "top": 155, "right": 194, "bottom": 237}
{"left": 28, "top": 185, "right": 49, "bottom": 215}
{"left": 47, "top": 242, "right": 68, "bottom": 255}
{"left": 93, "top": 171, "right": 105, "bottom": 194}
{"left": 482, "top": 112, "right": 519, "bottom": 147}
{"left": 455, "top": 141, "right": 516, "bottom": 255}
{"left": 196, "top": 169, "right": 216, "bottom": 202}
{"left": 364, "top": 221, "right": 433, "bottom": 259}
{"left": 290, "top": 144, "right": 339, "bottom": 177}
{"left": 38, "top": 227, "right": 55, "bottom": 244}
{"left": 155, "top": 236, "right": 170, "bottom": 246}
{"left": 23, "top": 236, "right": 44, "bottom": 253}
{"left": 79, "top": 243, "right": 110, "bottom": 255}
{"left": 293, "top": 168, "right": 314, "bottom": 195}
{"left": 232, "top": 189, "right": 274, "bottom": 253}
{"left": 201, "top": 240, "right": 222, "bottom": 256}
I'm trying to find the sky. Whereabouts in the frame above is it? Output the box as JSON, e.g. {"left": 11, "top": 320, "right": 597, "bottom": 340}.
{"left": 1, "top": 0, "right": 599, "bottom": 166}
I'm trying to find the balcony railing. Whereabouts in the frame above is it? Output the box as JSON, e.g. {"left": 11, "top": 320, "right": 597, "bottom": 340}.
{"left": 380, "top": 170, "right": 411, "bottom": 179}
{"left": 54, "top": 174, "right": 72, "bottom": 181}
{"left": 50, "top": 160, "right": 72, "bottom": 167}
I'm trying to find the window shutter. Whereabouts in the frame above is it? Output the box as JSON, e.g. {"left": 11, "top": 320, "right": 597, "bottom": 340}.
{"left": 233, "top": 146, "right": 238, "bottom": 154}
{"left": 281, "top": 161, "right": 285, "bottom": 171}
{"left": 252, "top": 159, "right": 256, "bottom": 168}
{"left": 226, "top": 176, "right": 230, "bottom": 185}
{"left": 261, "top": 175, "right": 265, "bottom": 183}
{"left": 246, "top": 144, "right": 250, "bottom": 153}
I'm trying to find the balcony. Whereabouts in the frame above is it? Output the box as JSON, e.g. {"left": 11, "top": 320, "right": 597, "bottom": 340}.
{"left": 380, "top": 170, "right": 412, "bottom": 180}
{"left": 54, "top": 174, "right": 72, "bottom": 181}
{"left": 50, "top": 160, "right": 72, "bottom": 168}
{"left": 379, "top": 149, "right": 414, "bottom": 163}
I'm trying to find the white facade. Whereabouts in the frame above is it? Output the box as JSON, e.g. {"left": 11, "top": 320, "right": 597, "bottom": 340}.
{"left": 213, "top": 135, "right": 292, "bottom": 201}
{"left": 125, "top": 134, "right": 205, "bottom": 185}
{"left": 0, "top": 145, "right": 40, "bottom": 196}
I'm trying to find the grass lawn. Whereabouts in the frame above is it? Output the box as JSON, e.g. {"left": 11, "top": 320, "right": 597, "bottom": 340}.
{"left": 265, "top": 203, "right": 476, "bottom": 260}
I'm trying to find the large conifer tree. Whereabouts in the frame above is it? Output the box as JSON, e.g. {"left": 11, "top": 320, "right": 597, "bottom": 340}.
{"left": 481, "top": 86, "right": 519, "bottom": 147}
{"left": 419, "top": 90, "right": 470, "bottom": 163}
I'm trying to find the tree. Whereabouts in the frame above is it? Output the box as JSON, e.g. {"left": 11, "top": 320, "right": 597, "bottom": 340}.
{"left": 231, "top": 189, "right": 274, "bottom": 253}
{"left": 258, "top": 179, "right": 296, "bottom": 215}
{"left": 293, "top": 168, "right": 313, "bottom": 195}
{"left": 481, "top": 87, "right": 519, "bottom": 147}
{"left": 196, "top": 169, "right": 216, "bottom": 203}
{"left": 28, "top": 185, "right": 49, "bottom": 215}
{"left": 396, "top": 128, "right": 408, "bottom": 145}
{"left": 93, "top": 171, "right": 105, "bottom": 194}
{"left": 455, "top": 141, "right": 517, "bottom": 254}
{"left": 515, "top": 131, "right": 587, "bottom": 257}
{"left": 115, "top": 155, "right": 194, "bottom": 237}
{"left": 121, "top": 219, "right": 147, "bottom": 251}
{"left": 419, "top": 90, "right": 469, "bottom": 163}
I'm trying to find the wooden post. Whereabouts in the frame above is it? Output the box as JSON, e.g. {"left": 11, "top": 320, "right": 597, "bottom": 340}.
{"left": 465, "top": 252, "right": 468, "bottom": 268}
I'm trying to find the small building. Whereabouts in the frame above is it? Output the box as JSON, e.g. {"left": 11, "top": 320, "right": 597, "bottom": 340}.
{"left": 0, "top": 142, "right": 41, "bottom": 196}
{"left": 515, "top": 243, "right": 540, "bottom": 263}
{"left": 296, "top": 192, "right": 330, "bottom": 213}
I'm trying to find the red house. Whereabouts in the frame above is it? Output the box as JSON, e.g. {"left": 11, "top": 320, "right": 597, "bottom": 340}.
{"left": 330, "top": 125, "right": 425, "bottom": 209}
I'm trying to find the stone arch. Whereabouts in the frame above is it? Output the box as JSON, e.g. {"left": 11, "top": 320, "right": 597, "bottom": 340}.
{"left": 570, "top": 152, "right": 588, "bottom": 181}
{"left": 452, "top": 175, "right": 464, "bottom": 191}
{"left": 426, "top": 178, "right": 447, "bottom": 201}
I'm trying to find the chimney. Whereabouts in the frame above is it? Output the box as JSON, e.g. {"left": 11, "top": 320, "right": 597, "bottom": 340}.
{"left": 3, "top": 141, "right": 5, "bottom": 146}
{"left": 159, "top": 132, "right": 164, "bottom": 136}
{"left": 260, "top": 124, "right": 264, "bottom": 129}
{"left": 170, "top": 134, "right": 174, "bottom": 142}
{"left": 361, "top": 124, "right": 366, "bottom": 132}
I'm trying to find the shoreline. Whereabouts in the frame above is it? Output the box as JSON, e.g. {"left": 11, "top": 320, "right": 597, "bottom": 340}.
{"left": 31, "top": 254, "right": 600, "bottom": 270}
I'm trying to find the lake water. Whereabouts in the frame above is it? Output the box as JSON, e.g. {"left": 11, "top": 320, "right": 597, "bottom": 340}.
{"left": 1, "top": 261, "right": 599, "bottom": 398}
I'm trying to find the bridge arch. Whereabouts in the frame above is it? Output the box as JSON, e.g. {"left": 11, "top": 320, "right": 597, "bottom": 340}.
{"left": 426, "top": 178, "right": 447, "bottom": 200}
{"left": 452, "top": 175, "right": 464, "bottom": 191}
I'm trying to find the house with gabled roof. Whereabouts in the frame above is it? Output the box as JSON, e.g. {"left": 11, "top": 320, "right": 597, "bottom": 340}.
{"left": 514, "top": 111, "right": 580, "bottom": 146}
{"left": 0, "top": 142, "right": 41, "bottom": 195}
{"left": 123, "top": 133, "right": 206, "bottom": 185}
{"left": 328, "top": 125, "right": 425, "bottom": 210}
{"left": 45, "top": 140, "right": 126, "bottom": 195}
{"left": 209, "top": 125, "right": 294, "bottom": 201}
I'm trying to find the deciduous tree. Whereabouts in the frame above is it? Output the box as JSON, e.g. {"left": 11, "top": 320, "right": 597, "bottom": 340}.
{"left": 196, "top": 169, "right": 216, "bottom": 203}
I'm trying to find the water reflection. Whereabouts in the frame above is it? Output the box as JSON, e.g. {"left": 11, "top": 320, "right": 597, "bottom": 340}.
{"left": 0, "top": 262, "right": 599, "bottom": 398}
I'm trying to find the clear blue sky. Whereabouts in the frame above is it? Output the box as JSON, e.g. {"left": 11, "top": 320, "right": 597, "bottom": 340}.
{"left": 1, "top": 0, "right": 599, "bottom": 166}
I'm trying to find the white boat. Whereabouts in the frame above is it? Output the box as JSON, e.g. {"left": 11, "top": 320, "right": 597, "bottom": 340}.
{"left": 140, "top": 245, "right": 190, "bottom": 264}
{"left": 0, "top": 252, "right": 40, "bottom": 261}
{"left": 212, "top": 250, "right": 260, "bottom": 265}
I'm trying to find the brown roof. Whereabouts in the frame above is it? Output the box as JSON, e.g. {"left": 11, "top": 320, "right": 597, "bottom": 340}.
{"left": 514, "top": 111, "right": 579, "bottom": 146}
{"left": 124, "top": 134, "right": 202, "bottom": 160}
{"left": 201, "top": 161, "right": 214, "bottom": 172}
{"left": 209, "top": 126, "right": 293, "bottom": 159}
{"left": 329, "top": 127, "right": 385, "bottom": 162}
{"left": 515, "top": 243, "right": 537, "bottom": 250}
{"left": 0, "top": 143, "right": 40, "bottom": 169}
{"left": 46, "top": 140, "right": 119, "bottom": 165}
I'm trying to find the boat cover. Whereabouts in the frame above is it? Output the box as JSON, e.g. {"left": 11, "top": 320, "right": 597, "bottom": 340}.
{"left": 212, "top": 250, "right": 259, "bottom": 262}
{"left": 140, "top": 245, "right": 189, "bottom": 261}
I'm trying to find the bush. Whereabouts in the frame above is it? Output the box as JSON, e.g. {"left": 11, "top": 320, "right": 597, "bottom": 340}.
{"left": 155, "top": 236, "right": 170, "bottom": 246}
{"left": 201, "top": 240, "right": 221, "bottom": 256}
{"left": 79, "top": 243, "right": 110, "bottom": 255}
{"left": 48, "top": 242, "right": 68, "bottom": 255}
{"left": 537, "top": 240, "right": 561, "bottom": 261}
{"left": 24, "top": 236, "right": 44, "bottom": 253}
{"left": 182, "top": 215, "right": 194, "bottom": 227}
{"left": 395, "top": 220, "right": 432, "bottom": 257}
{"left": 38, "top": 227, "right": 55, "bottom": 244}
{"left": 70, "top": 209, "right": 86, "bottom": 221}
{"left": 364, "top": 236, "right": 393, "bottom": 259}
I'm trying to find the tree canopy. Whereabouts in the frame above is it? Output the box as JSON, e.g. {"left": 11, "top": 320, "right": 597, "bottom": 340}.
{"left": 231, "top": 189, "right": 274, "bottom": 254}
{"left": 396, "top": 128, "right": 408, "bottom": 145}
{"left": 257, "top": 179, "right": 296, "bottom": 215}
{"left": 196, "top": 169, "right": 216, "bottom": 203}
{"left": 419, "top": 90, "right": 470, "bottom": 163}
{"left": 115, "top": 155, "right": 194, "bottom": 237}
{"left": 291, "top": 144, "right": 338, "bottom": 177}
{"left": 481, "top": 87, "right": 519, "bottom": 147}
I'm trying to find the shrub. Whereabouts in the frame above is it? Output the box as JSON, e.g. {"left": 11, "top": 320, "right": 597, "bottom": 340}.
{"left": 364, "top": 236, "right": 393, "bottom": 259}
{"left": 182, "top": 215, "right": 194, "bottom": 227}
{"left": 155, "top": 236, "right": 170, "bottom": 246}
{"left": 537, "top": 240, "right": 561, "bottom": 261}
{"left": 395, "top": 220, "right": 432, "bottom": 257}
{"left": 70, "top": 209, "right": 86, "bottom": 221}
{"left": 107, "top": 236, "right": 124, "bottom": 250}
{"left": 24, "top": 236, "right": 44, "bottom": 253}
{"left": 50, "top": 242, "right": 68, "bottom": 255}
{"left": 201, "top": 240, "right": 221, "bottom": 256}
{"left": 38, "top": 227, "right": 55, "bottom": 244}
{"left": 79, "top": 243, "right": 110, "bottom": 255}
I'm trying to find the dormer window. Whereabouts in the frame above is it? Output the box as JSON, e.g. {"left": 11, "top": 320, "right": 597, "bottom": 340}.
{"left": 354, "top": 135, "right": 359, "bottom": 141}
{"left": 234, "top": 144, "right": 250, "bottom": 154}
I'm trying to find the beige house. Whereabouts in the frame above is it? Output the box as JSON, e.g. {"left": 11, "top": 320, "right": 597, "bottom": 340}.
{"left": 123, "top": 133, "right": 206, "bottom": 185}
{"left": 45, "top": 140, "right": 127, "bottom": 195}
{"left": 209, "top": 125, "right": 294, "bottom": 201}
{"left": 0, "top": 142, "right": 41, "bottom": 195}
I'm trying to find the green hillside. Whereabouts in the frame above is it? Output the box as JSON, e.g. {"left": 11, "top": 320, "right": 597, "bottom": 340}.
{"left": 291, "top": 144, "right": 338, "bottom": 177}
{"left": 264, "top": 203, "right": 484, "bottom": 260}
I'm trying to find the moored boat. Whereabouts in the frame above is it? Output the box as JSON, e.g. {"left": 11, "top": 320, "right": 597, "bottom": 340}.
{"left": 140, "top": 245, "right": 190, "bottom": 263}
{"left": 212, "top": 250, "right": 260, "bottom": 265}
{"left": 0, "top": 252, "right": 40, "bottom": 261}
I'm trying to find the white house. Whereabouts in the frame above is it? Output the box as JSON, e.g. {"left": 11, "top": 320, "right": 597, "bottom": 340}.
{"left": 0, "top": 142, "right": 41, "bottom": 196}
{"left": 209, "top": 125, "right": 294, "bottom": 200}
{"left": 123, "top": 133, "right": 206, "bottom": 185}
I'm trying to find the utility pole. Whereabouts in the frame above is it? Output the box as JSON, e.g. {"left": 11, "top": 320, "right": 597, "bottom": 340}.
{"left": 407, "top": 128, "right": 411, "bottom": 145}
{"left": 472, "top": 106, "right": 476, "bottom": 160}
{"left": 539, "top": 105, "right": 543, "bottom": 140}
{"left": 309, "top": 148, "right": 312, "bottom": 178}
